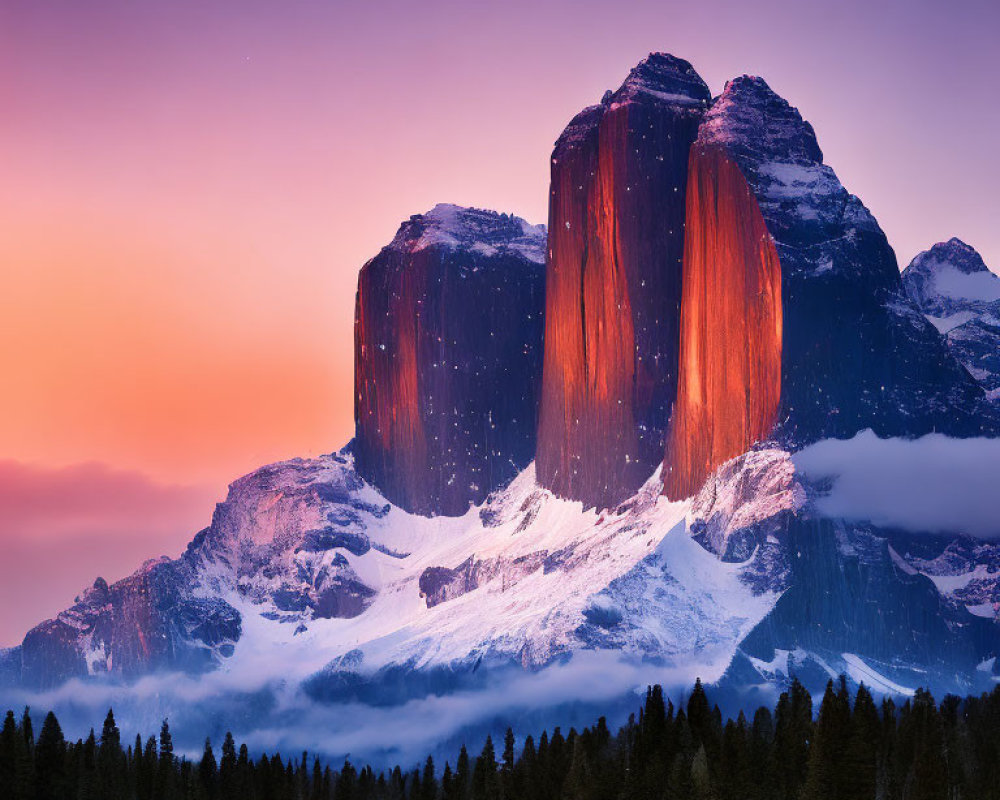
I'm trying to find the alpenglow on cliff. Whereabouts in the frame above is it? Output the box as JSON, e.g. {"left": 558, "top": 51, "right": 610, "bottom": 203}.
{"left": 350, "top": 56, "right": 995, "bottom": 517}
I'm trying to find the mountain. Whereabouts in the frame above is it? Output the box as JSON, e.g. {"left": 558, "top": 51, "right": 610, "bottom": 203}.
{"left": 3, "top": 54, "right": 999, "bottom": 764}
{"left": 536, "top": 54, "right": 711, "bottom": 510}
{"left": 354, "top": 204, "right": 546, "bottom": 515}
{"left": 663, "top": 76, "right": 993, "bottom": 498}
{"left": 902, "top": 238, "right": 1000, "bottom": 399}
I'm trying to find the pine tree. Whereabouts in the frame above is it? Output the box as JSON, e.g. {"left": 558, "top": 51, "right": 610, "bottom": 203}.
{"left": 908, "top": 688, "right": 948, "bottom": 800}
{"left": 719, "top": 714, "right": 750, "bottom": 800}
{"left": 842, "top": 684, "right": 879, "bottom": 800}
{"left": 562, "top": 732, "right": 593, "bottom": 800}
{"left": 517, "top": 735, "right": 537, "bottom": 800}
{"left": 78, "top": 729, "right": 98, "bottom": 800}
{"left": 156, "top": 718, "right": 175, "bottom": 800}
{"left": 803, "top": 679, "right": 851, "bottom": 799}
{"left": 198, "top": 738, "right": 218, "bottom": 800}
{"left": 0, "top": 711, "right": 17, "bottom": 798}
{"left": 455, "top": 745, "right": 471, "bottom": 800}
{"left": 237, "top": 743, "right": 251, "bottom": 799}
{"left": 687, "top": 679, "right": 711, "bottom": 749}
{"left": 878, "top": 697, "right": 897, "bottom": 800}
{"left": 442, "top": 762, "right": 455, "bottom": 800}
{"left": 137, "top": 735, "right": 157, "bottom": 800}
{"left": 336, "top": 759, "right": 358, "bottom": 800}
{"left": 19, "top": 708, "right": 33, "bottom": 751}
{"left": 472, "top": 736, "right": 500, "bottom": 800}
{"left": 34, "top": 711, "right": 66, "bottom": 800}
{"left": 421, "top": 755, "right": 437, "bottom": 800}
{"left": 748, "top": 706, "right": 776, "bottom": 800}
{"left": 219, "top": 732, "right": 237, "bottom": 800}
{"left": 774, "top": 678, "right": 812, "bottom": 800}
{"left": 97, "top": 709, "right": 123, "bottom": 800}
{"left": 310, "top": 758, "right": 324, "bottom": 800}
{"left": 503, "top": 728, "right": 515, "bottom": 779}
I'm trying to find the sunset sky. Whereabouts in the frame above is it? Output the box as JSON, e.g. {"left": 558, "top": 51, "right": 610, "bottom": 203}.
{"left": 2, "top": 0, "right": 998, "bottom": 644}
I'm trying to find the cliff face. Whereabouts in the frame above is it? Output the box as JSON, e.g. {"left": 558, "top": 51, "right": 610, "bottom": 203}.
{"left": 662, "top": 76, "right": 993, "bottom": 498}
{"left": 902, "top": 239, "right": 1000, "bottom": 398}
{"left": 663, "top": 144, "right": 783, "bottom": 499}
{"left": 354, "top": 205, "right": 546, "bottom": 516}
{"left": 536, "top": 54, "right": 711, "bottom": 509}
{"left": 18, "top": 562, "right": 241, "bottom": 689}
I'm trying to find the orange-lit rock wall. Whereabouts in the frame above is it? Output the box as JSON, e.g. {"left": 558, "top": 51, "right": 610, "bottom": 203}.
{"left": 354, "top": 237, "right": 545, "bottom": 516}
{"left": 662, "top": 144, "right": 783, "bottom": 499}
{"left": 536, "top": 99, "right": 703, "bottom": 509}
{"left": 354, "top": 259, "right": 428, "bottom": 511}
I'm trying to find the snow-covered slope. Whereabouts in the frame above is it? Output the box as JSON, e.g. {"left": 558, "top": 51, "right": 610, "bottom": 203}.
{"left": 139, "top": 447, "right": 793, "bottom": 687}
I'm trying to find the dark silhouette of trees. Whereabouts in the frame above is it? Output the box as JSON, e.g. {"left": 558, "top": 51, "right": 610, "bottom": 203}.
{"left": 7, "top": 676, "right": 1000, "bottom": 799}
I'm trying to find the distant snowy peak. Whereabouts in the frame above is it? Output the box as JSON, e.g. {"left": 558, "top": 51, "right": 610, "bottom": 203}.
{"left": 903, "top": 238, "right": 1000, "bottom": 316}
{"left": 917, "top": 238, "right": 992, "bottom": 275}
{"left": 387, "top": 203, "right": 546, "bottom": 265}
{"left": 903, "top": 240, "right": 1000, "bottom": 396}
{"left": 610, "top": 52, "right": 711, "bottom": 108}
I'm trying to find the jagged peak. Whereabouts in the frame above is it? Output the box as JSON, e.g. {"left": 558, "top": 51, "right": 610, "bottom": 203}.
{"left": 384, "top": 203, "right": 546, "bottom": 264}
{"left": 908, "top": 238, "right": 991, "bottom": 276}
{"left": 611, "top": 52, "right": 711, "bottom": 108}
{"left": 552, "top": 53, "right": 709, "bottom": 160}
{"left": 698, "top": 74, "right": 823, "bottom": 166}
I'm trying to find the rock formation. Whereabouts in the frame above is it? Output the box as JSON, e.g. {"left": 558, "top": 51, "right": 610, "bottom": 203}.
{"left": 354, "top": 204, "right": 546, "bottom": 516}
{"left": 663, "top": 76, "right": 991, "bottom": 498}
{"left": 663, "top": 143, "right": 783, "bottom": 498}
{"left": 536, "top": 54, "right": 711, "bottom": 509}
{"left": 17, "top": 561, "right": 241, "bottom": 689}
{"left": 903, "top": 238, "right": 1000, "bottom": 398}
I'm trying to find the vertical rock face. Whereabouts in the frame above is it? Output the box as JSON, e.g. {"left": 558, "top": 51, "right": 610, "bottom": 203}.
{"left": 663, "top": 144, "right": 783, "bottom": 499}
{"left": 663, "top": 76, "right": 992, "bottom": 498}
{"left": 902, "top": 239, "right": 1000, "bottom": 398}
{"left": 536, "top": 53, "right": 711, "bottom": 509}
{"left": 354, "top": 204, "right": 546, "bottom": 516}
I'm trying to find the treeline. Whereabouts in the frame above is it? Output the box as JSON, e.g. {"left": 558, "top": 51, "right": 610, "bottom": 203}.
{"left": 4, "top": 676, "right": 1000, "bottom": 799}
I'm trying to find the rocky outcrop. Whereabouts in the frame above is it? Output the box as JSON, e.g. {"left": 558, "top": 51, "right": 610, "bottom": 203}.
{"left": 663, "top": 77, "right": 992, "bottom": 498}
{"left": 418, "top": 552, "right": 548, "bottom": 609}
{"left": 902, "top": 239, "right": 1000, "bottom": 398}
{"left": 18, "top": 562, "right": 241, "bottom": 689}
{"left": 536, "top": 54, "right": 711, "bottom": 509}
{"left": 10, "top": 450, "right": 396, "bottom": 689}
{"left": 735, "top": 516, "right": 998, "bottom": 696}
{"left": 354, "top": 204, "right": 546, "bottom": 516}
{"left": 187, "top": 452, "right": 387, "bottom": 620}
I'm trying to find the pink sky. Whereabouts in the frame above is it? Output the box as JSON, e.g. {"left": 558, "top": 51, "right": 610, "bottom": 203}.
{"left": 1, "top": 0, "right": 998, "bottom": 644}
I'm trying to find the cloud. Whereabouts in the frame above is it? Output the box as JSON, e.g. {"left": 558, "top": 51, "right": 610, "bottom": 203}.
{"left": 0, "top": 651, "right": 711, "bottom": 769}
{"left": 792, "top": 430, "right": 1000, "bottom": 538}
{"left": 0, "top": 460, "right": 215, "bottom": 646}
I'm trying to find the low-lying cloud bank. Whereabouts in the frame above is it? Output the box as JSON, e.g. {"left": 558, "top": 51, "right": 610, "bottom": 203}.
{"left": 793, "top": 430, "right": 1000, "bottom": 538}
{"left": 0, "top": 652, "right": 715, "bottom": 769}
